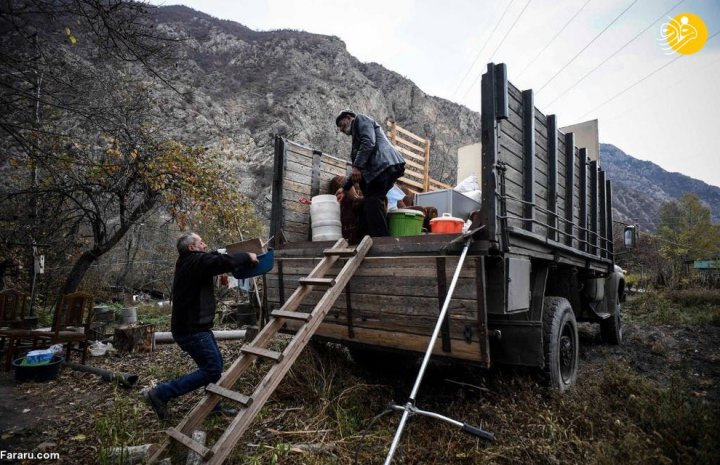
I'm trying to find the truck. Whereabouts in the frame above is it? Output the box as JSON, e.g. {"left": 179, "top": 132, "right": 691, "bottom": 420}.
{"left": 264, "top": 63, "right": 626, "bottom": 391}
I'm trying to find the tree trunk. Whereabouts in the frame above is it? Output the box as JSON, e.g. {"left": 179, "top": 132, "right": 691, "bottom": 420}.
{"left": 60, "top": 195, "right": 157, "bottom": 294}
{"left": 114, "top": 324, "right": 155, "bottom": 353}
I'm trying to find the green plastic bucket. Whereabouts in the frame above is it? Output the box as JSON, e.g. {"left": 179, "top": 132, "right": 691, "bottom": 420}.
{"left": 388, "top": 209, "right": 424, "bottom": 237}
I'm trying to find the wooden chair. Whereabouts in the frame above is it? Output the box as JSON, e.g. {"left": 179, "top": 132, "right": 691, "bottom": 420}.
{"left": 2, "top": 292, "right": 95, "bottom": 371}
{"left": 39, "top": 291, "right": 95, "bottom": 364}
{"left": 0, "top": 289, "right": 27, "bottom": 329}
{"left": 0, "top": 289, "right": 29, "bottom": 365}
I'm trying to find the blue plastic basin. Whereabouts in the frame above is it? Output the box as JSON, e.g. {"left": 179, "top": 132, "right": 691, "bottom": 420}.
{"left": 232, "top": 249, "right": 274, "bottom": 279}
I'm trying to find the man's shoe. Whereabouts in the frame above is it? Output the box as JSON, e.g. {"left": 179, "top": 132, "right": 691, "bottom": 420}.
{"left": 142, "top": 389, "right": 169, "bottom": 420}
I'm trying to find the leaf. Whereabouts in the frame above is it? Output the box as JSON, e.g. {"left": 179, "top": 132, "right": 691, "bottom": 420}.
{"left": 71, "top": 434, "right": 86, "bottom": 441}
{"left": 64, "top": 27, "right": 77, "bottom": 45}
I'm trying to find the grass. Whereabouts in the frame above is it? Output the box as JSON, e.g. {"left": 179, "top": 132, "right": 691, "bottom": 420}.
{"left": 95, "top": 387, "right": 146, "bottom": 465}
{"left": 623, "top": 289, "right": 720, "bottom": 326}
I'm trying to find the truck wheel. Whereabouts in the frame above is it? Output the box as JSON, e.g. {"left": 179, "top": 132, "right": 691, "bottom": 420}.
{"left": 542, "top": 297, "right": 578, "bottom": 392}
{"left": 600, "top": 301, "right": 622, "bottom": 345}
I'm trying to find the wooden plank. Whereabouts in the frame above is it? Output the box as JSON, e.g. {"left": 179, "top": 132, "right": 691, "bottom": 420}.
{"left": 394, "top": 144, "right": 426, "bottom": 163}
{"left": 599, "top": 170, "right": 607, "bottom": 259}
{"left": 241, "top": 345, "right": 284, "bottom": 362}
{"left": 401, "top": 156, "right": 426, "bottom": 172}
{"left": 205, "top": 383, "right": 253, "bottom": 406}
{"left": 298, "top": 277, "right": 336, "bottom": 287}
{"left": 270, "top": 310, "right": 312, "bottom": 322}
{"left": 564, "top": 132, "right": 575, "bottom": 247}
{"left": 394, "top": 135, "right": 426, "bottom": 153}
{"left": 578, "top": 148, "right": 587, "bottom": 252}
{"left": 429, "top": 179, "right": 452, "bottom": 190}
{"left": 398, "top": 176, "right": 424, "bottom": 190}
{"left": 522, "top": 89, "right": 535, "bottom": 232}
{"left": 387, "top": 121, "right": 428, "bottom": 144}
{"left": 547, "top": 115, "right": 558, "bottom": 241}
{"left": 481, "top": 64, "right": 499, "bottom": 244}
{"left": 589, "top": 160, "right": 599, "bottom": 256}
{"left": 606, "top": 180, "right": 614, "bottom": 259}
{"left": 167, "top": 428, "right": 213, "bottom": 459}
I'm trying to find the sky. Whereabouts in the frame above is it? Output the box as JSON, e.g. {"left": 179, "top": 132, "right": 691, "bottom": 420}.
{"left": 149, "top": 0, "right": 720, "bottom": 188}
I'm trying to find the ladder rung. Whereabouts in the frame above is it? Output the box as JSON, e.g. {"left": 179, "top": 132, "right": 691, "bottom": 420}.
{"left": 298, "top": 277, "right": 336, "bottom": 287}
{"left": 323, "top": 247, "right": 357, "bottom": 257}
{"left": 271, "top": 310, "right": 312, "bottom": 322}
{"left": 241, "top": 345, "right": 284, "bottom": 362}
{"left": 166, "top": 428, "right": 213, "bottom": 459}
{"left": 205, "top": 383, "right": 253, "bottom": 406}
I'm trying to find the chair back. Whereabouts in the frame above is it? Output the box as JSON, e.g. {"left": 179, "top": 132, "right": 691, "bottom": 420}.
{"left": 53, "top": 292, "right": 94, "bottom": 335}
{"left": 0, "top": 289, "right": 27, "bottom": 327}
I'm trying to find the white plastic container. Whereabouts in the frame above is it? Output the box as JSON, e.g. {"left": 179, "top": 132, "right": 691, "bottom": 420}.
{"left": 310, "top": 194, "right": 342, "bottom": 241}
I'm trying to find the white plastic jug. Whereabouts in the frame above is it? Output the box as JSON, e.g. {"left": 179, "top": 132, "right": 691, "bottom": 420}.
{"left": 310, "top": 194, "right": 342, "bottom": 241}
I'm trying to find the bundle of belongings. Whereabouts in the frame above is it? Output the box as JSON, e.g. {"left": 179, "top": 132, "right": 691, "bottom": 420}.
{"left": 329, "top": 176, "right": 438, "bottom": 244}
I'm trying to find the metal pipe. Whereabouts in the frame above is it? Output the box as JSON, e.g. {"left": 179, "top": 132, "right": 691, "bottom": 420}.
{"left": 384, "top": 239, "right": 472, "bottom": 465}
{"left": 62, "top": 361, "right": 139, "bottom": 388}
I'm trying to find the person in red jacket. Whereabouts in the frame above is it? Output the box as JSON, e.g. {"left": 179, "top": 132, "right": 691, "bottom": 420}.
{"left": 143, "top": 232, "right": 257, "bottom": 420}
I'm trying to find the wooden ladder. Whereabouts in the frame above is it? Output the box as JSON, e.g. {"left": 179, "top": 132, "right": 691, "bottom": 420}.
{"left": 147, "top": 236, "right": 372, "bottom": 465}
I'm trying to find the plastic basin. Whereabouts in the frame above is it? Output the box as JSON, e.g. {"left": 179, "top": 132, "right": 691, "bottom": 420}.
{"left": 388, "top": 209, "right": 425, "bottom": 237}
{"left": 13, "top": 355, "right": 64, "bottom": 383}
{"left": 232, "top": 249, "right": 274, "bottom": 279}
{"left": 430, "top": 213, "right": 464, "bottom": 234}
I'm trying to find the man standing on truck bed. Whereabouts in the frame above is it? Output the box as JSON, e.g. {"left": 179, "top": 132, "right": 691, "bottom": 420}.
{"left": 335, "top": 110, "right": 405, "bottom": 237}
{"left": 143, "top": 232, "right": 258, "bottom": 420}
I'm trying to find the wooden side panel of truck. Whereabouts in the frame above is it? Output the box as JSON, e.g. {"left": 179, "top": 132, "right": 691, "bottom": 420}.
{"left": 265, "top": 63, "right": 623, "bottom": 386}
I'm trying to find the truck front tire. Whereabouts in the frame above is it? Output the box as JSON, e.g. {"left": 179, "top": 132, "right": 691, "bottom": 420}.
{"left": 542, "top": 297, "right": 579, "bottom": 392}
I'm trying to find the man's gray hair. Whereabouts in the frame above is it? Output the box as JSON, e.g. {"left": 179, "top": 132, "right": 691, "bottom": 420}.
{"left": 177, "top": 232, "right": 198, "bottom": 253}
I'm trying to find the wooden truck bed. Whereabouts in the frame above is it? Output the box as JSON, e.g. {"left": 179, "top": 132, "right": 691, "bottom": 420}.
{"left": 266, "top": 62, "right": 615, "bottom": 367}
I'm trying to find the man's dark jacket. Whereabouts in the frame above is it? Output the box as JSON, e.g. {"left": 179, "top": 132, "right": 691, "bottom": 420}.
{"left": 343, "top": 114, "right": 405, "bottom": 190}
{"left": 171, "top": 251, "right": 251, "bottom": 336}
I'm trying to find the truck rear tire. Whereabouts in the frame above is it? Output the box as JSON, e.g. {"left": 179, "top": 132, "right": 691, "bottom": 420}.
{"left": 542, "top": 297, "right": 578, "bottom": 392}
{"left": 600, "top": 301, "right": 622, "bottom": 345}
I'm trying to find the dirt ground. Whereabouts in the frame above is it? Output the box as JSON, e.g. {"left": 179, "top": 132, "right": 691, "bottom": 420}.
{"left": 1, "top": 294, "right": 718, "bottom": 464}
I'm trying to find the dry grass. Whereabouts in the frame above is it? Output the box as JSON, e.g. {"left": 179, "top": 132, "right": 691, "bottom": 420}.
{"left": 2, "top": 291, "right": 719, "bottom": 464}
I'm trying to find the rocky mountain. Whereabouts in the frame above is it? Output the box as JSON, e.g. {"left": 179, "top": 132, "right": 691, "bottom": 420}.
{"left": 600, "top": 144, "right": 720, "bottom": 231}
{"left": 150, "top": 5, "right": 718, "bottom": 230}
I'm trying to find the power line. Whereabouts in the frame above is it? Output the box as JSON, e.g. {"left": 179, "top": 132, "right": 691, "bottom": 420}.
{"left": 544, "top": 0, "right": 687, "bottom": 108}
{"left": 451, "top": 0, "right": 515, "bottom": 99}
{"left": 488, "top": 0, "right": 534, "bottom": 63}
{"left": 516, "top": 0, "right": 593, "bottom": 79}
{"left": 602, "top": 53, "right": 720, "bottom": 123}
{"left": 577, "top": 30, "right": 720, "bottom": 120}
{"left": 536, "top": 0, "right": 640, "bottom": 95}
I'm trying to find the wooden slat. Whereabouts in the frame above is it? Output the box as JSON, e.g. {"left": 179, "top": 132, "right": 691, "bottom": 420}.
{"left": 323, "top": 247, "right": 356, "bottom": 256}
{"left": 564, "top": 132, "right": 575, "bottom": 247}
{"left": 394, "top": 144, "right": 426, "bottom": 163}
{"left": 166, "top": 428, "right": 213, "bottom": 459}
{"left": 270, "top": 310, "right": 312, "bottom": 322}
{"left": 401, "top": 155, "right": 426, "bottom": 171}
{"left": 428, "top": 179, "right": 452, "bottom": 190}
{"left": 240, "top": 345, "right": 284, "bottom": 362}
{"left": 205, "top": 383, "right": 253, "bottom": 406}
{"left": 387, "top": 122, "right": 428, "bottom": 144}
{"left": 398, "top": 176, "right": 424, "bottom": 190}
{"left": 298, "top": 277, "right": 335, "bottom": 287}
{"left": 522, "top": 89, "right": 535, "bottom": 232}
{"left": 394, "top": 135, "right": 426, "bottom": 153}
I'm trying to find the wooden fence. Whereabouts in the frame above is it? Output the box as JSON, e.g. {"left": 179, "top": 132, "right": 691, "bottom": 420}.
{"left": 386, "top": 121, "right": 451, "bottom": 192}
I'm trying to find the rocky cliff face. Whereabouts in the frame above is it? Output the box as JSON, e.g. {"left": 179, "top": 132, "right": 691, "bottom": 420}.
{"left": 150, "top": 5, "right": 718, "bottom": 229}
{"left": 600, "top": 144, "right": 720, "bottom": 231}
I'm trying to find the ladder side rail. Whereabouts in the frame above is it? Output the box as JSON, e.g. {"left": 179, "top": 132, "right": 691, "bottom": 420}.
{"left": 207, "top": 236, "right": 373, "bottom": 465}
